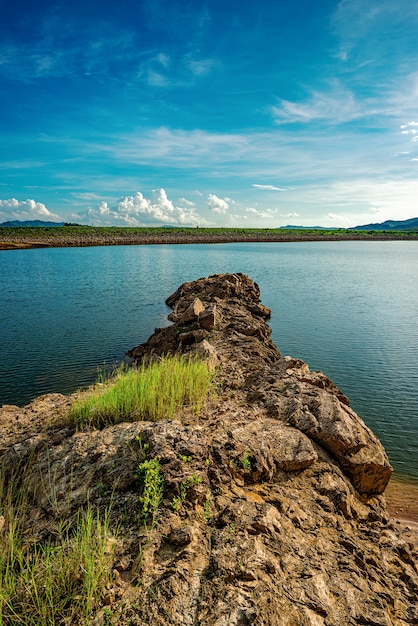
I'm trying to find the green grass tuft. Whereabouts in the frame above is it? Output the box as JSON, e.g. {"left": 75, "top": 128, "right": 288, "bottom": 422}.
{"left": 69, "top": 354, "right": 214, "bottom": 429}
{"left": 0, "top": 478, "right": 115, "bottom": 625}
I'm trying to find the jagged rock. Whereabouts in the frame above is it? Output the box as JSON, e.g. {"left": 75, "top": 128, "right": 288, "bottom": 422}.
{"left": 178, "top": 297, "right": 205, "bottom": 323}
{"left": 198, "top": 305, "right": 221, "bottom": 331}
{"left": 177, "top": 328, "right": 209, "bottom": 345}
{"left": 1, "top": 273, "right": 416, "bottom": 626}
{"left": 190, "top": 339, "right": 221, "bottom": 370}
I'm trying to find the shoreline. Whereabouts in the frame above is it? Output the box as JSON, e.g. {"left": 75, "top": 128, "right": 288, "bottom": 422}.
{"left": 1, "top": 228, "right": 418, "bottom": 250}
{"left": 386, "top": 476, "right": 418, "bottom": 522}
{"left": 385, "top": 476, "right": 418, "bottom": 549}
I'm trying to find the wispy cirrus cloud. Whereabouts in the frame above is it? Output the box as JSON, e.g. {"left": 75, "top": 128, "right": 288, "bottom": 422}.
{"left": 251, "top": 184, "right": 288, "bottom": 191}
{"left": 331, "top": 0, "right": 418, "bottom": 67}
{"left": 270, "top": 82, "right": 370, "bottom": 125}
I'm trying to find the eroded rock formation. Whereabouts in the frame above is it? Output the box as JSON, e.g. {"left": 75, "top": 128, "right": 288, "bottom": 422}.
{"left": 1, "top": 273, "right": 417, "bottom": 625}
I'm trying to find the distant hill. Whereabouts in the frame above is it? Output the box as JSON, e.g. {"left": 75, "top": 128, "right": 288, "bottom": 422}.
{"left": 0, "top": 220, "right": 66, "bottom": 227}
{"left": 350, "top": 217, "right": 418, "bottom": 231}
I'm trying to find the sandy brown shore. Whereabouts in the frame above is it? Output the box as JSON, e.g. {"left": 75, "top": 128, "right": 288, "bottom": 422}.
{"left": 386, "top": 477, "right": 418, "bottom": 523}
{"left": 385, "top": 477, "right": 418, "bottom": 549}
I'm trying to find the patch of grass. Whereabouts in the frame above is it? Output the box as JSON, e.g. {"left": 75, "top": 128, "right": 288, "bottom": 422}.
{"left": 0, "top": 478, "right": 116, "bottom": 625}
{"left": 69, "top": 354, "right": 214, "bottom": 429}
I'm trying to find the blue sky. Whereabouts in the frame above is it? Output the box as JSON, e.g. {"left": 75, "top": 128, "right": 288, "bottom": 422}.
{"left": 1, "top": 0, "right": 417, "bottom": 228}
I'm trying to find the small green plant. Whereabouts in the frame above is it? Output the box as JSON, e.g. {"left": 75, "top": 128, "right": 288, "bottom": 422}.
{"left": 241, "top": 448, "right": 252, "bottom": 470}
{"left": 178, "top": 455, "right": 192, "bottom": 463}
{"left": 69, "top": 355, "right": 214, "bottom": 429}
{"left": 134, "top": 457, "right": 165, "bottom": 526}
{"left": 228, "top": 522, "right": 236, "bottom": 534}
{"left": 171, "top": 495, "right": 182, "bottom": 511}
{"left": 171, "top": 474, "right": 203, "bottom": 510}
{"left": 203, "top": 498, "right": 211, "bottom": 524}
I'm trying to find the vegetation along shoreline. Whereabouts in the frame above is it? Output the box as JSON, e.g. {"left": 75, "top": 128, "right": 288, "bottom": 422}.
{"left": 1, "top": 225, "right": 418, "bottom": 250}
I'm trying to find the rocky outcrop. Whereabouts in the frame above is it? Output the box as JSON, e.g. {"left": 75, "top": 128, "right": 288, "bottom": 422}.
{"left": 129, "top": 272, "right": 392, "bottom": 497}
{"left": 1, "top": 273, "right": 417, "bottom": 626}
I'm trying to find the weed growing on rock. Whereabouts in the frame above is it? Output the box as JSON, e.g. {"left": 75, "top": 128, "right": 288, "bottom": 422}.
{"left": 241, "top": 448, "right": 252, "bottom": 470}
{"left": 172, "top": 474, "right": 203, "bottom": 511}
{"left": 135, "top": 458, "right": 165, "bottom": 527}
{"left": 203, "top": 498, "right": 211, "bottom": 523}
{"left": 69, "top": 354, "right": 214, "bottom": 429}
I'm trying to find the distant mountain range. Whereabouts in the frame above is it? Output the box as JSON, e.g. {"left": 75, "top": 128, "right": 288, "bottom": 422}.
{"left": 0, "top": 220, "right": 66, "bottom": 227}
{"left": 349, "top": 217, "right": 418, "bottom": 231}
{"left": 281, "top": 218, "right": 418, "bottom": 231}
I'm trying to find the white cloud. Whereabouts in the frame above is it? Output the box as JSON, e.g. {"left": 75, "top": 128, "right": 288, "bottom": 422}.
{"left": 400, "top": 121, "right": 418, "bottom": 129}
{"left": 0, "top": 198, "right": 63, "bottom": 222}
{"left": 87, "top": 189, "right": 205, "bottom": 226}
{"left": 246, "top": 207, "right": 278, "bottom": 219}
{"left": 328, "top": 212, "right": 343, "bottom": 220}
{"left": 271, "top": 83, "right": 363, "bottom": 125}
{"left": 185, "top": 56, "right": 217, "bottom": 76}
{"left": 72, "top": 192, "right": 104, "bottom": 201}
{"left": 97, "top": 201, "right": 111, "bottom": 216}
{"left": 207, "top": 193, "right": 229, "bottom": 214}
{"left": 252, "top": 184, "right": 287, "bottom": 191}
{"left": 177, "top": 197, "right": 196, "bottom": 207}
{"left": 146, "top": 70, "right": 169, "bottom": 87}
{"left": 401, "top": 121, "right": 418, "bottom": 138}
{"left": 316, "top": 179, "right": 418, "bottom": 225}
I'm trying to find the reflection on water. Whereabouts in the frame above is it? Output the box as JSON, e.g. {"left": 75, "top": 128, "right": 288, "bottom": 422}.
{"left": 1, "top": 241, "right": 417, "bottom": 481}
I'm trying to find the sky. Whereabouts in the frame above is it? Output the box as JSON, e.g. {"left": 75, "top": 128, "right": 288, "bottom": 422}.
{"left": 1, "top": 0, "right": 418, "bottom": 228}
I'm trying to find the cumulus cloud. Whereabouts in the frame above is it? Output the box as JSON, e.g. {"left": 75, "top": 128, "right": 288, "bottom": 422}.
{"left": 252, "top": 184, "right": 288, "bottom": 191}
{"left": 207, "top": 194, "right": 229, "bottom": 214}
{"left": 0, "top": 198, "right": 63, "bottom": 222}
{"left": 177, "top": 197, "right": 196, "bottom": 207}
{"left": 87, "top": 189, "right": 205, "bottom": 226}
